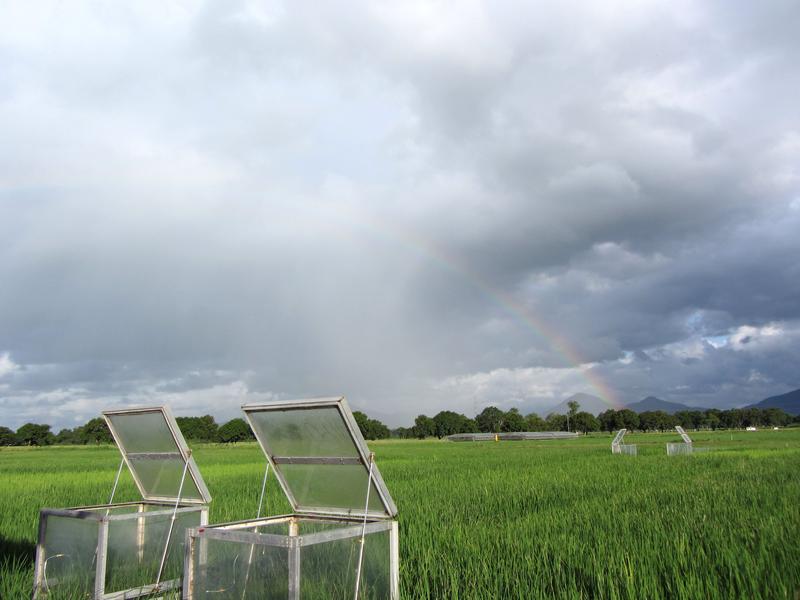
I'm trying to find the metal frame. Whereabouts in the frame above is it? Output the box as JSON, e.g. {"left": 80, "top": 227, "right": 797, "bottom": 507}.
{"left": 33, "top": 406, "right": 212, "bottom": 599}
{"left": 675, "top": 425, "right": 693, "bottom": 445}
{"left": 667, "top": 425, "right": 703, "bottom": 455}
{"left": 242, "top": 397, "right": 397, "bottom": 519}
{"left": 33, "top": 502, "right": 209, "bottom": 600}
{"left": 666, "top": 442, "right": 693, "bottom": 456}
{"left": 448, "top": 431, "right": 579, "bottom": 441}
{"left": 102, "top": 406, "right": 212, "bottom": 505}
{"left": 183, "top": 398, "right": 400, "bottom": 599}
{"left": 611, "top": 429, "right": 637, "bottom": 455}
{"left": 611, "top": 429, "right": 626, "bottom": 454}
{"left": 182, "top": 514, "right": 399, "bottom": 600}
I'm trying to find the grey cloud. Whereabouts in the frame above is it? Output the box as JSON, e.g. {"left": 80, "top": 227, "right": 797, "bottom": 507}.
{"left": 1, "top": 1, "right": 799, "bottom": 429}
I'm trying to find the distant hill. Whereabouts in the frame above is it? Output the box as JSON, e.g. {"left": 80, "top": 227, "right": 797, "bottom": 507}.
{"left": 745, "top": 388, "right": 800, "bottom": 416}
{"left": 624, "top": 396, "right": 704, "bottom": 414}
{"left": 546, "top": 393, "right": 610, "bottom": 416}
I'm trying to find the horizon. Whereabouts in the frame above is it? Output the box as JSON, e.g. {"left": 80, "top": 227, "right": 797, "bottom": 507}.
{"left": 3, "top": 388, "right": 798, "bottom": 432}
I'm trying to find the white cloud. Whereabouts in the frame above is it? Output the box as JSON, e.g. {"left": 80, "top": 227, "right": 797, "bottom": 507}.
{"left": 0, "top": 377, "right": 281, "bottom": 430}
{"left": 0, "top": 353, "right": 18, "bottom": 379}
{"left": 433, "top": 365, "right": 597, "bottom": 414}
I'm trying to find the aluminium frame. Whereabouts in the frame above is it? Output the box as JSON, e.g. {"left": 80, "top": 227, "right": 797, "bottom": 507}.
{"left": 611, "top": 429, "right": 637, "bottom": 455}
{"left": 182, "top": 514, "right": 399, "bottom": 600}
{"left": 667, "top": 425, "right": 694, "bottom": 455}
{"left": 184, "top": 397, "right": 400, "bottom": 599}
{"left": 33, "top": 501, "right": 209, "bottom": 600}
{"left": 102, "top": 406, "right": 212, "bottom": 506}
{"left": 33, "top": 406, "right": 212, "bottom": 599}
{"left": 241, "top": 397, "right": 397, "bottom": 520}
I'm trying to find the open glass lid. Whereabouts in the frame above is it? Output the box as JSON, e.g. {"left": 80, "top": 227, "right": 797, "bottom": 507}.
{"left": 102, "top": 406, "right": 211, "bottom": 505}
{"left": 243, "top": 397, "right": 397, "bottom": 519}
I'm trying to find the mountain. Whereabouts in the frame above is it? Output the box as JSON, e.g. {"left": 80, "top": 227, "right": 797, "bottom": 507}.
{"left": 546, "top": 393, "right": 610, "bottom": 416}
{"left": 624, "top": 396, "right": 704, "bottom": 414}
{"left": 745, "top": 388, "right": 800, "bottom": 416}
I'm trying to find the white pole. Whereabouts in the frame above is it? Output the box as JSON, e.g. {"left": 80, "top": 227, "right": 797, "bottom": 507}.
{"left": 353, "top": 453, "right": 375, "bottom": 600}
{"left": 241, "top": 462, "right": 272, "bottom": 599}
{"left": 108, "top": 457, "right": 125, "bottom": 504}
{"left": 155, "top": 450, "right": 191, "bottom": 586}
{"left": 256, "top": 462, "right": 270, "bottom": 519}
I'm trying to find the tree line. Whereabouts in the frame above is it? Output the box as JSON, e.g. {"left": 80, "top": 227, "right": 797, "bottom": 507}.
{"left": 0, "top": 415, "right": 259, "bottom": 447}
{"left": 596, "top": 406, "right": 796, "bottom": 432}
{"left": 1, "top": 405, "right": 797, "bottom": 446}
{"left": 395, "top": 404, "right": 798, "bottom": 438}
{"left": 0, "top": 411, "right": 390, "bottom": 446}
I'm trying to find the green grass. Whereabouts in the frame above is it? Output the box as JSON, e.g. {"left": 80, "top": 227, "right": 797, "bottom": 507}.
{"left": 2, "top": 430, "right": 799, "bottom": 598}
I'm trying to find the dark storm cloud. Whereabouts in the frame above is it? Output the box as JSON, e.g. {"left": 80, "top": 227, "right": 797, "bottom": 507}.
{"left": 1, "top": 1, "right": 799, "bottom": 428}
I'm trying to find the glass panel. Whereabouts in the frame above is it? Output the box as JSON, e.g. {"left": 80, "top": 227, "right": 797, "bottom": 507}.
{"left": 248, "top": 407, "right": 358, "bottom": 457}
{"left": 104, "top": 408, "right": 210, "bottom": 503}
{"left": 127, "top": 456, "right": 203, "bottom": 501}
{"left": 40, "top": 515, "right": 98, "bottom": 599}
{"left": 230, "top": 518, "right": 362, "bottom": 536}
{"left": 280, "top": 465, "right": 385, "bottom": 514}
{"left": 250, "top": 521, "right": 289, "bottom": 536}
{"left": 82, "top": 504, "right": 141, "bottom": 515}
{"left": 667, "top": 443, "right": 693, "bottom": 456}
{"left": 244, "top": 401, "right": 396, "bottom": 517}
{"left": 296, "top": 519, "right": 358, "bottom": 534}
{"left": 192, "top": 537, "right": 289, "bottom": 599}
{"left": 105, "top": 507, "right": 203, "bottom": 594}
{"left": 300, "top": 529, "right": 391, "bottom": 599}
{"left": 106, "top": 411, "right": 177, "bottom": 453}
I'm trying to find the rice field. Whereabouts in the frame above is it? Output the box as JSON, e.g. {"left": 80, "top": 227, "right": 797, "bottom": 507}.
{"left": 1, "top": 429, "right": 799, "bottom": 599}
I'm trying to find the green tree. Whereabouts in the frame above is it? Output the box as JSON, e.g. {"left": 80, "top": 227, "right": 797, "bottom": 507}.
{"left": 78, "top": 417, "right": 113, "bottom": 444}
{"left": 217, "top": 418, "right": 255, "bottom": 443}
{"left": 638, "top": 411, "right": 658, "bottom": 432}
{"left": 433, "top": 411, "right": 476, "bottom": 438}
{"left": 502, "top": 408, "right": 527, "bottom": 432}
{"left": 525, "top": 413, "right": 546, "bottom": 431}
{"left": 654, "top": 411, "right": 677, "bottom": 431}
{"left": 391, "top": 427, "right": 413, "bottom": 439}
{"left": 0, "top": 426, "right": 16, "bottom": 446}
{"left": 176, "top": 415, "right": 219, "bottom": 441}
{"left": 720, "top": 409, "right": 743, "bottom": 429}
{"left": 545, "top": 413, "right": 567, "bottom": 431}
{"left": 15, "top": 423, "right": 54, "bottom": 446}
{"left": 475, "top": 407, "right": 505, "bottom": 433}
{"left": 617, "top": 409, "right": 640, "bottom": 431}
{"left": 598, "top": 410, "right": 618, "bottom": 433}
{"left": 566, "top": 400, "right": 580, "bottom": 431}
{"left": 353, "top": 411, "right": 391, "bottom": 440}
{"left": 742, "top": 408, "right": 762, "bottom": 427}
{"left": 703, "top": 409, "right": 721, "bottom": 430}
{"left": 763, "top": 408, "right": 791, "bottom": 427}
{"left": 412, "top": 415, "right": 435, "bottom": 439}
{"left": 55, "top": 428, "right": 79, "bottom": 445}
{"left": 573, "top": 411, "right": 600, "bottom": 433}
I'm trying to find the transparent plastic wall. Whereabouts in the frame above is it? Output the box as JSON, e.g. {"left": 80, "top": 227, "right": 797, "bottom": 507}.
{"left": 185, "top": 517, "right": 396, "bottom": 599}
{"left": 619, "top": 444, "right": 638, "bottom": 456}
{"left": 38, "top": 515, "right": 98, "bottom": 598}
{"left": 666, "top": 443, "right": 693, "bottom": 456}
{"left": 105, "top": 506, "right": 202, "bottom": 594}
{"left": 34, "top": 503, "right": 205, "bottom": 599}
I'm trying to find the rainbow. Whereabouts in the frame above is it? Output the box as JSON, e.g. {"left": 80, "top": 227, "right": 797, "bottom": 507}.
{"left": 342, "top": 213, "right": 621, "bottom": 409}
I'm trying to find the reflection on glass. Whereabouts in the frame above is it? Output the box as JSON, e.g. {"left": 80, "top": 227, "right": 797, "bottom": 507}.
{"left": 248, "top": 408, "right": 358, "bottom": 458}
{"left": 107, "top": 411, "right": 177, "bottom": 453}
{"left": 280, "top": 464, "right": 385, "bottom": 513}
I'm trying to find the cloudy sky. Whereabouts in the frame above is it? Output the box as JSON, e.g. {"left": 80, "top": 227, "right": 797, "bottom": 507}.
{"left": 1, "top": 0, "right": 799, "bottom": 429}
